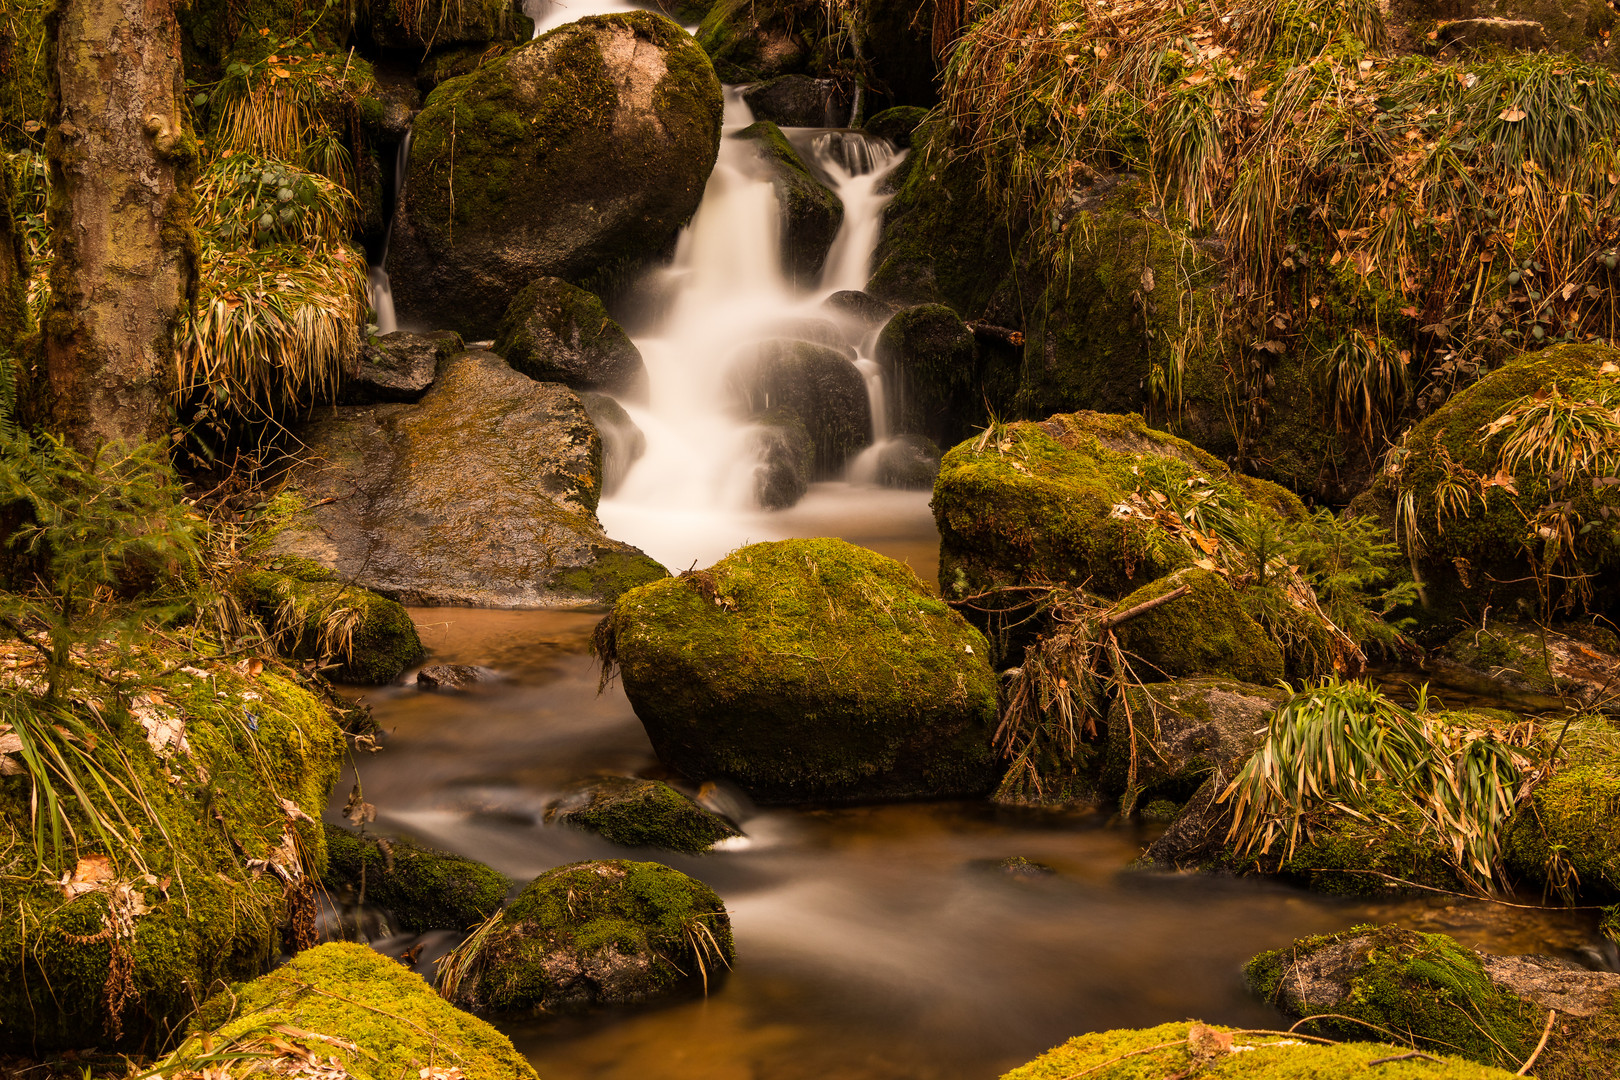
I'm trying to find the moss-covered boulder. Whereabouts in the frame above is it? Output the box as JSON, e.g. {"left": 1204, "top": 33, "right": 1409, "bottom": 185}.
{"left": 741, "top": 74, "right": 847, "bottom": 127}
{"left": 322, "top": 824, "right": 509, "bottom": 933}
{"left": 1375, "top": 343, "right": 1620, "bottom": 617}
{"left": 0, "top": 657, "right": 344, "bottom": 1052}
{"left": 367, "top": 0, "right": 518, "bottom": 50}
{"left": 695, "top": 0, "right": 814, "bottom": 82}
{"left": 934, "top": 410, "right": 1303, "bottom": 603}
{"left": 1111, "top": 569, "right": 1285, "bottom": 685}
{"left": 1103, "top": 677, "right": 1286, "bottom": 807}
{"left": 605, "top": 538, "right": 1000, "bottom": 803}
{"left": 875, "top": 303, "right": 976, "bottom": 449}
{"left": 1437, "top": 621, "right": 1620, "bottom": 707}
{"left": 274, "top": 350, "right": 668, "bottom": 607}
{"left": 451, "top": 859, "right": 735, "bottom": 1012}
{"left": 1504, "top": 717, "right": 1620, "bottom": 898}
{"left": 725, "top": 338, "right": 871, "bottom": 478}
{"left": 178, "top": 942, "right": 538, "bottom": 1080}
{"left": 735, "top": 121, "right": 844, "bottom": 287}
{"left": 545, "top": 776, "right": 742, "bottom": 853}
{"left": 864, "top": 105, "right": 928, "bottom": 148}
{"left": 234, "top": 556, "right": 424, "bottom": 683}
{"left": 342, "top": 329, "right": 462, "bottom": 405}
{"left": 1001, "top": 1020, "right": 1522, "bottom": 1080}
{"left": 391, "top": 11, "right": 723, "bottom": 336}
{"left": 493, "top": 277, "right": 647, "bottom": 397}
{"left": 1246, "top": 924, "right": 1620, "bottom": 1073}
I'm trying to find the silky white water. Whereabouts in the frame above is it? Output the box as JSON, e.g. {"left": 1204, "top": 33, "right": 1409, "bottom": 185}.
{"left": 599, "top": 91, "right": 906, "bottom": 570}
{"left": 367, "top": 133, "right": 412, "bottom": 335}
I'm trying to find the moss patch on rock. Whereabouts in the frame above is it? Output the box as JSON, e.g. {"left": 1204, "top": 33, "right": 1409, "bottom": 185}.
{"left": 322, "top": 823, "right": 509, "bottom": 933}
{"left": 493, "top": 276, "right": 646, "bottom": 395}
{"left": 606, "top": 538, "right": 1000, "bottom": 804}
{"left": 182, "top": 942, "right": 538, "bottom": 1080}
{"left": 1112, "top": 568, "right": 1285, "bottom": 685}
{"left": 545, "top": 776, "right": 741, "bottom": 854}
{"left": 456, "top": 858, "right": 735, "bottom": 1012}
{"left": 1503, "top": 717, "right": 1620, "bottom": 899}
{"left": 734, "top": 121, "right": 843, "bottom": 287}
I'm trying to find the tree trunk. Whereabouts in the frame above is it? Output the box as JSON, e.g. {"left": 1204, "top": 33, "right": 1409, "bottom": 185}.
{"left": 43, "top": 0, "right": 194, "bottom": 451}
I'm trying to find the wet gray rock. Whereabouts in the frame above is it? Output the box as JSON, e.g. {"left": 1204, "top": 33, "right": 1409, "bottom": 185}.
{"left": 735, "top": 121, "right": 844, "bottom": 287}
{"left": 1104, "top": 678, "right": 1288, "bottom": 802}
{"left": 416, "top": 664, "right": 500, "bottom": 691}
{"left": 341, "top": 330, "right": 462, "bottom": 404}
{"left": 544, "top": 776, "right": 741, "bottom": 854}
{"left": 747, "top": 411, "right": 813, "bottom": 509}
{"left": 741, "top": 74, "right": 849, "bottom": 127}
{"left": 580, "top": 392, "right": 647, "bottom": 497}
{"left": 823, "top": 289, "right": 895, "bottom": 329}
{"left": 871, "top": 434, "right": 939, "bottom": 490}
{"left": 725, "top": 338, "right": 871, "bottom": 477}
{"left": 391, "top": 13, "right": 724, "bottom": 336}
{"left": 494, "top": 277, "right": 647, "bottom": 397}
{"left": 745, "top": 316, "right": 855, "bottom": 357}
{"left": 1478, "top": 953, "right": 1620, "bottom": 1017}
{"left": 275, "top": 350, "right": 667, "bottom": 607}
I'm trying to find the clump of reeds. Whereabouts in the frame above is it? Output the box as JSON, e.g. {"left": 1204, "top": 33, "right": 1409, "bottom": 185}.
{"left": 1220, "top": 677, "right": 1535, "bottom": 891}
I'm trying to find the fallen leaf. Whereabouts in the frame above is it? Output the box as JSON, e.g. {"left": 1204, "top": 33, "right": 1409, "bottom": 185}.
{"left": 1499, "top": 107, "right": 1527, "bottom": 122}
{"left": 61, "top": 854, "right": 116, "bottom": 898}
{"left": 1140, "top": 266, "right": 1155, "bottom": 293}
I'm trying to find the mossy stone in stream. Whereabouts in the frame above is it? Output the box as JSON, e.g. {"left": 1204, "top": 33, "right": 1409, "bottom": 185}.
{"left": 734, "top": 121, "right": 843, "bottom": 287}
{"left": 455, "top": 859, "right": 736, "bottom": 1012}
{"left": 1502, "top": 716, "right": 1620, "bottom": 898}
{"left": 1001, "top": 1020, "right": 1524, "bottom": 1080}
{"left": 0, "top": 652, "right": 344, "bottom": 1052}
{"left": 1102, "top": 677, "right": 1287, "bottom": 807}
{"left": 392, "top": 11, "right": 723, "bottom": 336}
{"left": 493, "top": 276, "right": 647, "bottom": 396}
{"left": 545, "top": 777, "right": 741, "bottom": 854}
{"left": 233, "top": 555, "right": 424, "bottom": 684}
{"left": 694, "top": 0, "right": 815, "bottom": 82}
{"left": 322, "top": 824, "right": 509, "bottom": 933}
{"left": 1110, "top": 569, "right": 1284, "bottom": 685}
{"left": 182, "top": 943, "right": 538, "bottom": 1080}
{"left": 606, "top": 538, "right": 999, "bottom": 804}
{"left": 863, "top": 106, "right": 929, "bottom": 148}
{"left": 875, "top": 303, "right": 976, "bottom": 450}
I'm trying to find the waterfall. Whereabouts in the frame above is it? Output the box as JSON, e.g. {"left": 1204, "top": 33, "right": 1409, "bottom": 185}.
{"left": 524, "top": 0, "right": 648, "bottom": 37}
{"left": 598, "top": 89, "right": 908, "bottom": 568}
{"left": 368, "top": 133, "right": 412, "bottom": 335}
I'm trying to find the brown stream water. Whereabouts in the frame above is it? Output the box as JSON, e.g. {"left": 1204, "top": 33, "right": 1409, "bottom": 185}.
{"left": 333, "top": 485, "right": 1608, "bottom": 1080}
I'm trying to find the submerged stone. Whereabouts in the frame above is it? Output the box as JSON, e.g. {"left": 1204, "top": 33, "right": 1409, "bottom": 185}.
{"left": 545, "top": 776, "right": 742, "bottom": 854}
{"left": 415, "top": 663, "right": 500, "bottom": 691}
{"left": 450, "top": 859, "right": 736, "bottom": 1012}
{"left": 391, "top": 12, "right": 724, "bottom": 336}
{"left": 605, "top": 538, "right": 1000, "bottom": 803}
{"left": 872, "top": 433, "right": 940, "bottom": 490}
{"left": 274, "top": 350, "right": 667, "bottom": 607}
{"left": 746, "top": 410, "right": 813, "bottom": 509}
{"left": 493, "top": 277, "right": 647, "bottom": 397}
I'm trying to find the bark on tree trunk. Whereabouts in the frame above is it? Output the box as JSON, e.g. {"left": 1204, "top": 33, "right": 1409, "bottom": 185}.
{"left": 43, "top": 0, "right": 194, "bottom": 451}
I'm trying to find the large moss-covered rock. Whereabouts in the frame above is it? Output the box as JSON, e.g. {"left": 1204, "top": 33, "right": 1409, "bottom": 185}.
{"left": 233, "top": 555, "right": 424, "bottom": 683}
{"left": 1392, "top": 0, "right": 1619, "bottom": 65}
{"left": 725, "top": 338, "right": 871, "bottom": 478}
{"left": 735, "top": 121, "right": 843, "bottom": 287}
{"left": 180, "top": 942, "right": 538, "bottom": 1080}
{"left": 0, "top": 656, "right": 344, "bottom": 1052}
{"left": 875, "top": 303, "right": 976, "bottom": 449}
{"left": 273, "top": 350, "right": 667, "bottom": 607}
{"left": 451, "top": 859, "right": 735, "bottom": 1012}
{"left": 1503, "top": 717, "right": 1620, "bottom": 898}
{"left": 605, "top": 538, "right": 1000, "bottom": 803}
{"left": 1111, "top": 569, "right": 1285, "bottom": 685}
{"left": 1001, "top": 1020, "right": 1522, "bottom": 1080}
{"left": 695, "top": 0, "right": 815, "bottom": 82}
{"left": 933, "top": 410, "right": 1303, "bottom": 602}
{"left": 391, "top": 12, "right": 723, "bottom": 336}
{"left": 322, "top": 824, "right": 509, "bottom": 933}
{"left": 545, "top": 776, "right": 742, "bottom": 854}
{"left": 1375, "top": 343, "right": 1620, "bottom": 617}
{"left": 1102, "top": 677, "right": 1286, "bottom": 805}
{"left": 493, "top": 277, "right": 647, "bottom": 396}
{"left": 863, "top": 105, "right": 928, "bottom": 148}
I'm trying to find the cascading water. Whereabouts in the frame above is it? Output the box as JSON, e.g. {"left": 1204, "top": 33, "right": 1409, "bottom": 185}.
{"left": 367, "top": 133, "right": 412, "bottom": 335}
{"left": 598, "top": 91, "right": 911, "bottom": 570}
{"left": 523, "top": 0, "right": 649, "bottom": 36}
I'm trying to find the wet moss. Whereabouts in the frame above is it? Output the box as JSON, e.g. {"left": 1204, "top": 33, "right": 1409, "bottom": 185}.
{"left": 863, "top": 106, "right": 929, "bottom": 149}
{"left": 184, "top": 942, "right": 538, "bottom": 1079}
{"left": 1246, "top": 925, "right": 1540, "bottom": 1070}
{"left": 322, "top": 824, "right": 509, "bottom": 933}
{"left": 0, "top": 651, "right": 344, "bottom": 1052}
{"left": 734, "top": 121, "right": 843, "bottom": 286}
{"left": 1275, "top": 787, "right": 1466, "bottom": 896}
{"left": 1113, "top": 569, "right": 1285, "bottom": 684}
{"left": 554, "top": 549, "right": 669, "bottom": 603}
{"left": 466, "top": 859, "right": 735, "bottom": 1012}
{"left": 694, "top": 0, "right": 815, "bottom": 82}
{"left": 233, "top": 556, "right": 424, "bottom": 684}
{"left": 546, "top": 777, "right": 741, "bottom": 854}
{"left": 1001, "top": 1019, "right": 1522, "bottom": 1079}
{"left": 609, "top": 538, "right": 1000, "bottom": 803}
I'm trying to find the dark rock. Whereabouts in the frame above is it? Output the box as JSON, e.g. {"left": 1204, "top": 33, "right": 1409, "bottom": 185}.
{"left": 735, "top": 121, "right": 844, "bottom": 287}
{"left": 742, "top": 74, "right": 849, "bottom": 126}
{"left": 493, "top": 277, "right": 647, "bottom": 397}
{"left": 875, "top": 303, "right": 975, "bottom": 448}
{"left": 544, "top": 776, "right": 742, "bottom": 853}
{"left": 1436, "top": 622, "right": 1620, "bottom": 707}
{"left": 370, "top": 70, "right": 422, "bottom": 141}
{"left": 391, "top": 12, "right": 724, "bottom": 336}
{"left": 858, "top": 0, "right": 940, "bottom": 109}
{"left": 695, "top": 0, "right": 810, "bottom": 82}
{"left": 415, "top": 663, "right": 500, "bottom": 691}
{"left": 823, "top": 289, "right": 896, "bottom": 329}
{"left": 580, "top": 391, "right": 647, "bottom": 496}
{"left": 370, "top": 0, "right": 521, "bottom": 52}
{"left": 416, "top": 42, "right": 512, "bottom": 93}
{"left": 342, "top": 330, "right": 462, "bottom": 404}
{"left": 323, "top": 823, "right": 509, "bottom": 934}
{"left": 605, "top": 538, "right": 1000, "bottom": 804}
{"left": 451, "top": 859, "right": 736, "bottom": 1012}
{"left": 871, "top": 433, "right": 939, "bottom": 490}
{"left": 863, "top": 105, "right": 928, "bottom": 148}
{"left": 1141, "top": 776, "right": 1230, "bottom": 868}
{"left": 1103, "top": 677, "right": 1288, "bottom": 802}
{"left": 743, "top": 315, "right": 855, "bottom": 356}
{"left": 725, "top": 338, "right": 871, "bottom": 477}
{"left": 747, "top": 411, "right": 813, "bottom": 509}
{"left": 274, "top": 350, "right": 668, "bottom": 607}
{"left": 991, "top": 856, "right": 1056, "bottom": 877}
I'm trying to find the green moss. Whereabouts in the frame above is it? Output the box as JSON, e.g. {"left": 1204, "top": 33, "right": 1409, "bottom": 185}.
{"left": 1503, "top": 718, "right": 1620, "bottom": 898}
{"left": 0, "top": 651, "right": 344, "bottom": 1052}
{"left": 734, "top": 121, "right": 843, "bottom": 284}
{"left": 864, "top": 106, "right": 929, "bottom": 148}
{"left": 548, "top": 777, "right": 741, "bottom": 854}
{"left": 1113, "top": 569, "right": 1285, "bottom": 684}
{"left": 1276, "top": 787, "right": 1467, "bottom": 895}
{"left": 1246, "top": 925, "right": 1540, "bottom": 1069}
{"left": 233, "top": 557, "right": 424, "bottom": 684}
{"left": 322, "top": 824, "right": 509, "bottom": 933}
{"left": 184, "top": 942, "right": 538, "bottom": 1080}
{"left": 468, "top": 859, "right": 735, "bottom": 1012}
{"left": 609, "top": 538, "right": 1000, "bottom": 803}
{"left": 695, "top": 0, "right": 816, "bottom": 82}
{"left": 492, "top": 276, "right": 640, "bottom": 386}
{"left": 554, "top": 550, "right": 669, "bottom": 603}
{"left": 1000, "top": 1019, "right": 1522, "bottom": 1079}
